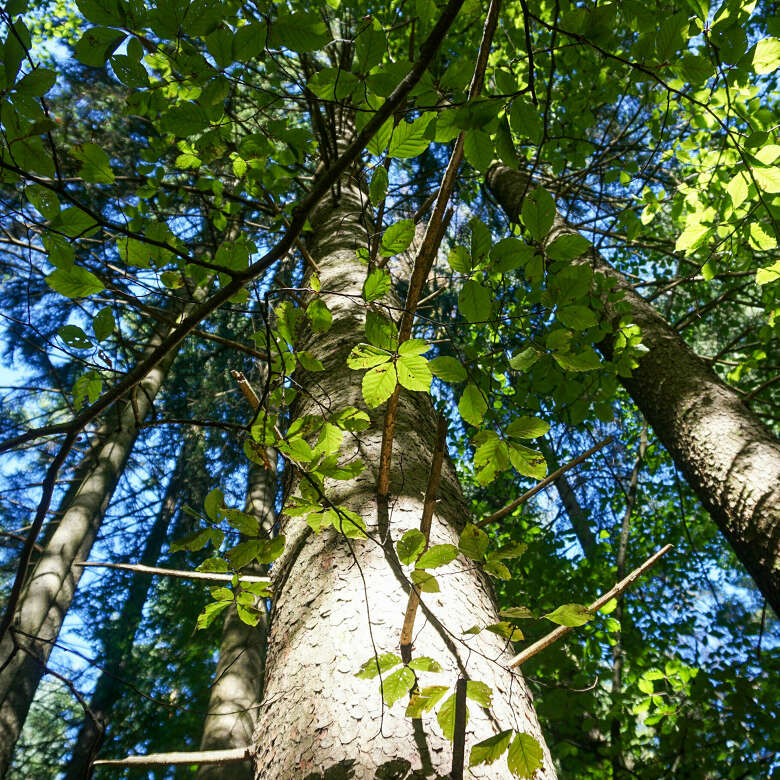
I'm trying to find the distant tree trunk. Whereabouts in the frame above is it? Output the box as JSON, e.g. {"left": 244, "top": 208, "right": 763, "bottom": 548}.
{"left": 60, "top": 431, "right": 200, "bottom": 780}
{"left": 250, "top": 168, "right": 555, "bottom": 778}
{"left": 195, "top": 456, "right": 277, "bottom": 780}
{"left": 0, "top": 326, "right": 179, "bottom": 778}
{"left": 538, "top": 440, "right": 597, "bottom": 559}
{"left": 487, "top": 164, "right": 780, "bottom": 615}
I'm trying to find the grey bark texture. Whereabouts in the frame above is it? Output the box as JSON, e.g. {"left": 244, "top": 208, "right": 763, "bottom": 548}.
{"left": 0, "top": 325, "right": 177, "bottom": 778}
{"left": 60, "top": 432, "right": 200, "bottom": 780}
{"left": 487, "top": 163, "right": 780, "bottom": 615}
{"left": 195, "top": 457, "right": 276, "bottom": 780}
{"left": 250, "top": 172, "right": 556, "bottom": 778}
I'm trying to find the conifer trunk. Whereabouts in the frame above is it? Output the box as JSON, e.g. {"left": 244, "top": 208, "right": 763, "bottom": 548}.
{"left": 195, "top": 458, "right": 276, "bottom": 780}
{"left": 60, "top": 432, "right": 199, "bottom": 780}
{"left": 250, "top": 169, "right": 555, "bottom": 778}
{"left": 0, "top": 326, "right": 178, "bottom": 777}
{"left": 487, "top": 164, "right": 780, "bottom": 614}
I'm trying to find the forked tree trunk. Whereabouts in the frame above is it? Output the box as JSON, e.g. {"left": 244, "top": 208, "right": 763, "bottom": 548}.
{"left": 487, "top": 164, "right": 780, "bottom": 614}
{"left": 250, "top": 171, "right": 555, "bottom": 778}
{"left": 0, "top": 325, "right": 179, "bottom": 777}
{"left": 61, "top": 432, "right": 200, "bottom": 780}
{"left": 195, "top": 458, "right": 277, "bottom": 780}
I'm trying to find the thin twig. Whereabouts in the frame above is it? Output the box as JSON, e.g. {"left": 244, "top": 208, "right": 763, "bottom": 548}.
{"left": 478, "top": 436, "right": 613, "bottom": 527}
{"left": 74, "top": 561, "right": 270, "bottom": 585}
{"left": 231, "top": 370, "right": 261, "bottom": 411}
{"left": 508, "top": 544, "right": 673, "bottom": 668}
{"left": 451, "top": 677, "right": 468, "bottom": 780}
{"left": 92, "top": 747, "right": 249, "bottom": 767}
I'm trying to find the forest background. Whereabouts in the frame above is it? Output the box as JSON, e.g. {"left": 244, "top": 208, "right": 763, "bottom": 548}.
{"left": 0, "top": 0, "right": 778, "bottom": 777}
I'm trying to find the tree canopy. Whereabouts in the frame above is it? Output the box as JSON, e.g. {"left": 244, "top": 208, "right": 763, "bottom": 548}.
{"left": 0, "top": 0, "right": 778, "bottom": 776}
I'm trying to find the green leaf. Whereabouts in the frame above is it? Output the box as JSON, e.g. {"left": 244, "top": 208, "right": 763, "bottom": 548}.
{"left": 365, "top": 311, "right": 398, "bottom": 350}
{"left": 508, "top": 443, "right": 547, "bottom": 480}
{"left": 59, "top": 325, "right": 91, "bottom": 349}
{"left": 436, "top": 694, "right": 466, "bottom": 741}
{"left": 398, "top": 338, "right": 430, "bottom": 356}
{"left": 675, "top": 221, "right": 710, "bottom": 255}
{"left": 160, "top": 102, "right": 209, "bottom": 137}
{"left": 363, "top": 267, "right": 391, "bottom": 301}
{"left": 313, "top": 422, "right": 342, "bottom": 457}
{"left": 355, "top": 17, "right": 386, "bottom": 71}
{"left": 469, "top": 218, "right": 492, "bottom": 264}
{"left": 447, "top": 246, "right": 471, "bottom": 273}
{"left": 543, "top": 603, "right": 594, "bottom": 627}
{"left": 756, "top": 260, "right": 780, "bottom": 286}
{"left": 297, "top": 350, "right": 325, "bottom": 372}
{"left": 307, "top": 67, "right": 360, "bottom": 101}
{"left": 486, "top": 621, "right": 523, "bottom": 640}
{"left": 545, "top": 233, "right": 591, "bottom": 261}
{"left": 521, "top": 188, "right": 556, "bottom": 242}
{"left": 92, "top": 306, "right": 115, "bottom": 341}
{"left": 416, "top": 544, "right": 457, "bottom": 569}
{"left": 197, "top": 599, "right": 231, "bottom": 630}
{"left": 46, "top": 266, "right": 104, "bottom": 298}
{"left": 52, "top": 207, "right": 99, "bottom": 238}
{"left": 366, "top": 118, "right": 394, "bottom": 156}
{"left": 484, "top": 560, "right": 512, "bottom": 580}
{"left": 388, "top": 113, "right": 434, "bottom": 158}
{"left": 753, "top": 166, "right": 780, "bottom": 193}
{"left": 507, "top": 733, "right": 544, "bottom": 778}
{"left": 110, "top": 53, "right": 150, "bottom": 88}
{"left": 491, "top": 238, "right": 534, "bottom": 273}
{"left": 333, "top": 406, "right": 371, "bottom": 431}
{"left": 469, "top": 730, "right": 512, "bottom": 767}
{"left": 458, "top": 523, "right": 488, "bottom": 561}
{"left": 463, "top": 128, "right": 494, "bottom": 172}
{"left": 25, "top": 185, "right": 59, "bottom": 220}
{"left": 397, "top": 529, "right": 426, "bottom": 565}
{"left": 236, "top": 604, "right": 262, "bottom": 626}
{"left": 509, "top": 98, "right": 542, "bottom": 142}
{"left": 473, "top": 433, "right": 510, "bottom": 485}
{"left": 407, "top": 656, "right": 442, "bottom": 673}
{"left": 396, "top": 354, "right": 432, "bottom": 393}
{"left": 500, "top": 606, "right": 535, "bottom": 620}
{"left": 74, "top": 26, "right": 126, "bottom": 67}
{"left": 458, "top": 280, "right": 492, "bottom": 323}
{"left": 458, "top": 383, "right": 487, "bottom": 427}
{"left": 362, "top": 362, "right": 397, "bottom": 407}
{"left": 380, "top": 219, "right": 415, "bottom": 257}
{"left": 552, "top": 348, "right": 601, "bottom": 372}
{"left": 405, "top": 685, "right": 449, "bottom": 718}
{"left": 334, "top": 507, "right": 367, "bottom": 539}
{"left": 465, "top": 680, "right": 493, "bottom": 707}
{"left": 369, "top": 165, "right": 388, "bottom": 206}
{"left": 355, "top": 653, "right": 401, "bottom": 679}
{"left": 347, "top": 343, "right": 391, "bottom": 369}
{"left": 489, "top": 541, "right": 528, "bottom": 560}
{"left": 410, "top": 569, "right": 439, "bottom": 592}
{"left": 270, "top": 12, "right": 330, "bottom": 52}
{"left": 508, "top": 347, "right": 540, "bottom": 372}
{"left": 753, "top": 37, "right": 780, "bottom": 74}
{"left": 429, "top": 356, "right": 466, "bottom": 383}
{"left": 557, "top": 305, "right": 598, "bottom": 331}
{"left": 505, "top": 417, "right": 550, "bottom": 439}
{"left": 306, "top": 298, "right": 332, "bottom": 333}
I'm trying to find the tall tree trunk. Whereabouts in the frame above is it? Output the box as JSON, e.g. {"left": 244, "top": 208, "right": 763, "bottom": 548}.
{"left": 0, "top": 325, "right": 179, "bottom": 777}
{"left": 250, "top": 170, "right": 555, "bottom": 778}
{"left": 195, "top": 457, "right": 277, "bottom": 780}
{"left": 487, "top": 164, "right": 780, "bottom": 614}
{"left": 60, "top": 431, "right": 200, "bottom": 780}
{"left": 538, "top": 440, "right": 597, "bottom": 559}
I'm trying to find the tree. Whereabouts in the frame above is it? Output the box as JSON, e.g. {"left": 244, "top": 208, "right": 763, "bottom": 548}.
{"left": 0, "top": 0, "right": 778, "bottom": 776}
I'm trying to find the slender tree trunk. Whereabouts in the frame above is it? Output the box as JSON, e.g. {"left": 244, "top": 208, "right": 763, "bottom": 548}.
{"left": 250, "top": 169, "right": 555, "bottom": 778}
{"left": 610, "top": 426, "right": 647, "bottom": 778}
{"left": 60, "top": 432, "right": 200, "bottom": 780}
{"left": 538, "top": 440, "right": 597, "bottom": 558}
{"left": 487, "top": 164, "right": 780, "bottom": 614}
{"left": 0, "top": 326, "right": 180, "bottom": 777}
{"left": 195, "top": 457, "right": 277, "bottom": 780}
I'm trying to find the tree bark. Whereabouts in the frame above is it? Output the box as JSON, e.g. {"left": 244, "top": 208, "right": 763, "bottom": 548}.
{"left": 0, "top": 325, "right": 179, "bottom": 778}
{"left": 195, "top": 457, "right": 277, "bottom": 780}
{"left": 250, "top": 172, "right": 555, "bottom": 778}
{"left": 60, "top": 432, "right": 200, "bottom": 780}
{"left": 486, "top": 164, "right": 780, "bottom": 614}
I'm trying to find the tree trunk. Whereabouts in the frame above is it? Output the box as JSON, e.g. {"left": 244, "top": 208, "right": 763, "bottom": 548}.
{"left": 486, "top": 164, "right": 780, "bottom": 615}
{"left": 195, "top": 457, "right": 277, "bottom": 780}
{"left": 538, "top": 440, "right": 597, "bottom": 559}
{"left": 250, "top": 172, "right": 555, "bottom": 778}
{"left": 0, "top": 325, "right": 179, "bottom": 777}
{"left": 60, "top": 431, "right": 200, "bottom": 780}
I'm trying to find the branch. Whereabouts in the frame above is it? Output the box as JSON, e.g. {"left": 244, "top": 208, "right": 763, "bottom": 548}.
{"left": 74, "top": 561, "right": 270, "bottom": 585}
{"left": 450, "top": 677, "right": 468, "bottom": 780}
{"left": 92, "top": 747, "right": 249, "bottom": 768}
{"left": 478, "top": 436, "right": 613, "bottom": 528}
{"left": 508, "top": 544, "right": 673, "bottom": 668}
{"left": 399, "top": 415, "right": 448, "bottom": 658}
